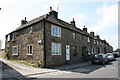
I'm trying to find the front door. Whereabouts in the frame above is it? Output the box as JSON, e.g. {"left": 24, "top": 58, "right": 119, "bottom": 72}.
{"left": 66, "top": 45, "right": 70, "bottom": 60}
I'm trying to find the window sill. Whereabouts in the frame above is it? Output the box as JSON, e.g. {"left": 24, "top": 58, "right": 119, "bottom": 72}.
{"left": 52, "top": 35, "right": 61, "bottom": 38}
{"left": 27, "top": 54, "right": 32, "bottom": 55}
{"left": 12, "top": 40, "right": 16, "bottom": 42}
{"left": 52, "top": 54, "right": 61, "bottom": 56}
{"left": 12, "top": 54, "right": 18, "bottom": 56}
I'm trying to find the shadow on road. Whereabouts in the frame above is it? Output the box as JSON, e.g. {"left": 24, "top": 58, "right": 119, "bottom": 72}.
{"left": 0, "top": 61, "right": 37, "bottom": 80}
{"left": 70, "top": 62, "right": 113, "bottom": 74}
{"left": 49, "top": 61, "right": 114, "bottom": 74}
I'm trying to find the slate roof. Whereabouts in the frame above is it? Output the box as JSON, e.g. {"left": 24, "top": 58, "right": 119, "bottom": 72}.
{"left": 15, "top": 14, "right": 48, "bottom": 31}
{"left": 10, "top": 13, "right": 95, "bottom": 38}
{"left": 115, "top": 48, "right": 120, "bottom": 52}
{"left": 45, "top": 15, "right": 93, "bottom": 37}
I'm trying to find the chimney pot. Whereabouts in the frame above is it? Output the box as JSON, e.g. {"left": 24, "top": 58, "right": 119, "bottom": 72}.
{"left": 70, "top": 18, "right": 76, "bottom": 27}
{"left": 25, "top": 17, "right": 26, "bottom": 21}
{"left": 50, "top": 7, "right": 52, "bottom": 11}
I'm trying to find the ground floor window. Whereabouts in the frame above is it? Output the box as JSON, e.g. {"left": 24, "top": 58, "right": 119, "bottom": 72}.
{"left": 52, "top": 43, "right": 61, "bottom": 55}
{"left": 12, "top": 46, "right": 18, "bottom": 55}
{"left": 88, "top": 47, "right": 90, "bottom": 55}
{"left": 27, "top": 44, "right": 33, "bottom": 55}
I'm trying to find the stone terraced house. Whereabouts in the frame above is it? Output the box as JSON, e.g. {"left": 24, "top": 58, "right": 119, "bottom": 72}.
{"left": 5, "top": 9, "right": 113, "bottom": 67}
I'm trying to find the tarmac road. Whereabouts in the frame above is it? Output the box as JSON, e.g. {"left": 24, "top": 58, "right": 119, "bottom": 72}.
{"left": 28, "top": 58, "right": 119, "bottom": 78}
{"left": 0, "top": 57, "right": 119, "bottom": 80}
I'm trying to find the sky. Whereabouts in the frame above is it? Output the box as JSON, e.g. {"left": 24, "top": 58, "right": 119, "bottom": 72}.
{"left": 0, "top": 0, "right": 119, "bottom": 50}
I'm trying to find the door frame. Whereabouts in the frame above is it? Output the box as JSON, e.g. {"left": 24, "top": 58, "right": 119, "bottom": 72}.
{"left": 66, "top": 45, "right": 70, "bottom": 60}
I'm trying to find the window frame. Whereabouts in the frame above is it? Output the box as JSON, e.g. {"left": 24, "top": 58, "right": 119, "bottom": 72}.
{"left": 29, "top": 27, "right": 33, "bottom": 34}
{"left": 97, "top": 41, "right": 99, "bottom": 45}
{"left": 88, "top": 37, "right": 90, "bottom": 42}
{"left": 27, "top": 44, "right": 33, "bottom": 55}
{"left": 94, "top": 40, "right": 96, "bottom": 44}
{"left": 88, "top": 47, "right": 90, "bottom": 55}
{"left": 12, "top": 46, "right": 18, "bottom": 55}
{"left": 51, "top": 25, "right": 61, "bottom": 37}
{"left": 7, "top": 34, "right": 10, "bottom": 42}
{"left": 51, "top": 43, "right": 61, "bottom": 55}
{"left": 12, "top": 33, "right": 16, "bottom": 41}
{"left": 73, "top": 33, "right": 76, "bottom": 39}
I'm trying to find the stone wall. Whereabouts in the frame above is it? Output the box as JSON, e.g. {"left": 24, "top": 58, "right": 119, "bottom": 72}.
{"left": 5, "top": 22, "right": 45, "bottom": 65}
{"left": 45, "top": 22, "right": 88, "bottom": 67}
{"left": 0, "top": 50, "right": 5, "bottom": 58}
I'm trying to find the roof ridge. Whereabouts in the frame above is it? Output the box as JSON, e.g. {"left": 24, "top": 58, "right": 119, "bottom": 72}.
{"left": 14, "top": 14, "right": 48, "bottom": 31}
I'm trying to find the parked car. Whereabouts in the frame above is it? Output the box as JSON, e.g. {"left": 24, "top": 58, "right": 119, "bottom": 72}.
{"left": 91, "top": 53, "right": 108, "bottom": 65}
{"left": 105, "top": 53, "right": 115, "bottom": 61}
{"left": 112, "top": 52, "right": 120, "bottom": 58}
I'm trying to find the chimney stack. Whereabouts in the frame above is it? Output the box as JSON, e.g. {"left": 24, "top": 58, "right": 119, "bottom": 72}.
{"left": 90, "top": 31, "right": 94, "bottom": 36}
{"left": 96, "top": 35, "right": 100, "bottom": 39}
{"left": 21, "top": 17, "right": 27, "bottom": 26}
{"left": 49, "top": 7, "right": 58, "bottom": 19}
{"left": 83, "top": 26, "right": 87, "bottom": 32}
{"left": 70, "top": 18, "right": 76, "bottom": 27}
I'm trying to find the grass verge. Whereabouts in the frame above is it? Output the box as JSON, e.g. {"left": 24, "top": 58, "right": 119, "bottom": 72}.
{"left": 9, "top": 59, "right": 42, "bottom": 68}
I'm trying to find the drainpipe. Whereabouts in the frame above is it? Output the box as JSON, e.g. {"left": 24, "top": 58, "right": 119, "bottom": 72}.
{"left": 43, "top": 20, "right": 46, "bottom": 67}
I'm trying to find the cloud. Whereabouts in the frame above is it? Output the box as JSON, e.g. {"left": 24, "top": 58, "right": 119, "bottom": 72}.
{"left": 88, "top": 4, "right": 118, "bottom": 32}
{"left": 71, "top": 14, "right": 86, "bottom": 21}
{"left": 71, "top": 14, "right": 86, "bottom": 26}
{"left": 108, "top": 35, "right": 118, "bottom": 50}
{"left": 43, "top": 1, "right": 62, "bottom": 12}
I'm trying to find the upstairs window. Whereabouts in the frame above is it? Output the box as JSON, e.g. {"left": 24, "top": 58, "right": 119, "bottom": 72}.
{"left": 73, "top": 33, "right": 76, "bottom": 39}
{"left": 82, "top": 35, "right": 84, "bottom": 40}
{"left": 97, "top": 41, "right": 99, "bottom": 45}
{"left": 52, "top": 43, "right": 61, "bottom": 55}
{"left": 28, "top": 27, "right": 33, "bottom": 34}
{"left": 12, "top": 33, "right": 16, "bottom": 41}
{"left": 91, "top": 48, "right": 94, "bottom": 54}
{"left": 27, "top": 44, "right": 33, "bottom": 55}
{"left": 94, "top": 40, "right": 96, "bottom": 44}
{"left": 12, "top": 46, "right": 18, "bottom": 55}
{"left": 51, "top": 25, "right": 61, "bottom": 37}
{"left": 6, "top": 34, "right": 10, "bottom": 42}
{"left": 94, "top": 48, "right": 97, "bottom": 53}
{"left": 88, "top": 37, "right": 90, "bottom": 42}
{"left": 88, "top": 47, "right": 90, "bottom": 55}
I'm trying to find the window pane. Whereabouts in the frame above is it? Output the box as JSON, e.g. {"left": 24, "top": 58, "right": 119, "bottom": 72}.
{"left": 57, "top": 44, "right": 59, "bottom": 55}
{"left": 52, "top": 27, "right": 55, "bottom": 35}
{"left": 55, "top": 27, "right": 57, "bottom": 35}
{"left": 30, "top": 45, "right": 32, "bottom": 54}
{"left": 56, "top": 27, "right": 58, "bottom": 36}
{"left": 27, "top": 46, "right": 29, "bottom": 54}
{"left": 13, "top": 47, "right": 17, "bottom": 54}
{"left": 30, "top": 27, "right": 33, "bottom": 33}
{"left": 52, "top": 26, "right": 54, "bottom": 35}
{"left": 58, "top": 44, "right": 61, "bottom": 55}
{"left": 52, "top": 43, "right": 61, "bottom": 55}
{"left": 58, "top": 44, "right": 61, "bottom": 54}
{"left": 51, "top": 25, "right": 61, "bottom": 37}
{"left": 52, "top": 43, "right": 55, "bottom": 55}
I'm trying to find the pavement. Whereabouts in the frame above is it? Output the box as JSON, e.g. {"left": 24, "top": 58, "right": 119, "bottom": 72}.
{"left": 51, "top": 61, "right": 91, "bottom": 70}
{"left": 0, "top": 58, "right": 91, "bottom": 77}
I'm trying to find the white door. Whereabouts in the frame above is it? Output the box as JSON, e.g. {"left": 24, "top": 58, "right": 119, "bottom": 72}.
{"left": 66, "top": 45, "right": 70, "bottom": 60}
